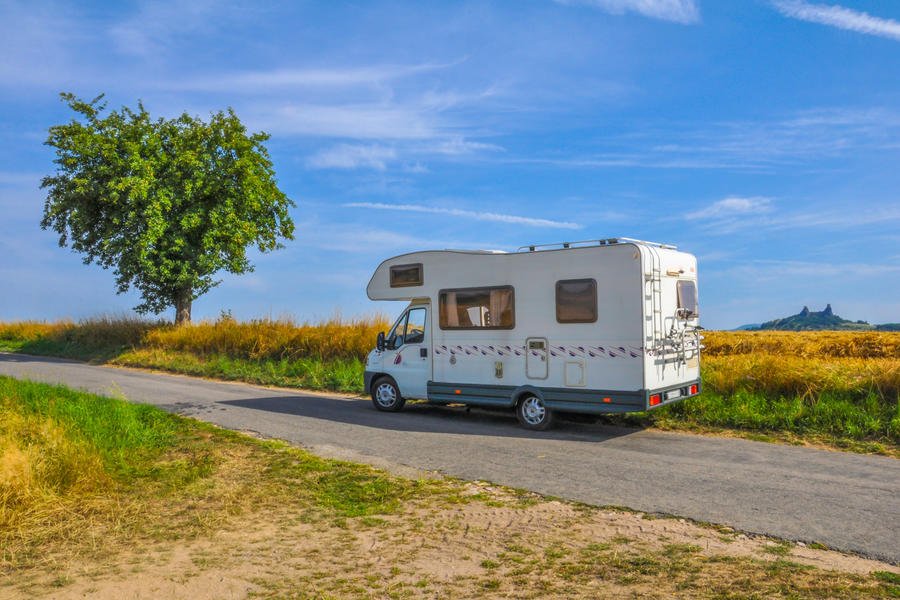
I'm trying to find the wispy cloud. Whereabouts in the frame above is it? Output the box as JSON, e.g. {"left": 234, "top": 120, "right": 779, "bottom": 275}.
{"left": 0, "top": 3, "right": 89, "bottom": 88}
{"left": 307, "top": 144, "right": 397, "bottom": 170}
{"left": 255, "top": 103, "right": 438, "bottom": 140}
{"left": 518, "top": 107, "right": 900, "bottom": 171}
{"left": 109, "top": 0, "right": 237, "bottom": 57}
{"left": 429, "top": 137, "right": 505, "bottom": 155}
{"left": 772, "top": 1, "right": 900, "bottom": 42}
{"left": 687, "top": 196, "right": 773, "bottom": 220}
{"left": 306, "top": 137, "right": 503, "bottom": 170}
{"left": 771, "top": 205, "right": 900, "bottom": 230}
{"left": 688, "top": 200, "right": 900, "bottom": 235}
{"left": 294, "top": 221, "right": 496, "bottom": 253}
{"left": 719, "top": 258, "right": 900, "bottom": 279}
{"left": 554, "top": 0, "right": 699, "bottom": 24}
{"left": 174, "top": 62, "right": 457, "bottom": 93}
{"left": 344, "top": 202, "right": 582, "bottom": 229}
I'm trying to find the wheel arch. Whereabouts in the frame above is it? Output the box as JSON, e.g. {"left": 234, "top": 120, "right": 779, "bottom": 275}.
{"left": 511, "top": 385, "right": 545, "bottom": 407}
{"left": 367, "top": 372, "right": 394, "bottom": 395}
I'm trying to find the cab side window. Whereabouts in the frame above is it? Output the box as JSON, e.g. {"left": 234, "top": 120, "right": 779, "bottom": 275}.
{"left": 405, "top": 308, "right": 426, "bottom": 345}
{"left": 387, "top": 307, "right": 427, "bottom": 348}
{"left": 386, "top": 313, "right": 408, "bottom": 348}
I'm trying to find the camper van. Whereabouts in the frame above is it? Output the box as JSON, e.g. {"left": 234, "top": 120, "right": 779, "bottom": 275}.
{"left": 363, "top": 238, "right": 702, "bottom": 430}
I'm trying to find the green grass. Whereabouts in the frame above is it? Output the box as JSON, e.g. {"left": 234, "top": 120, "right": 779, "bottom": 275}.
{"left": 0, "top": 376, "right": 440, "bottom": 570}
{"left": 615, "top": 388, "right": 900, "bottom": 452}
{"left": 1, "top": 376, "right": 182, "bottom": 479}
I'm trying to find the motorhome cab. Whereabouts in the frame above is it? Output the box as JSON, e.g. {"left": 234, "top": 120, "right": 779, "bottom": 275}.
{"left": 363, "top": 238, "right": 702, "bottom": 430}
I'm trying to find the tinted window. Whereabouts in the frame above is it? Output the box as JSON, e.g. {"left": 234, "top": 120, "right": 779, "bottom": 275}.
{"left": 439, "top": 286, "right": 515, "bottom": 330}
{"left": 556, "top": 279, "right": 597, "bottom": 323}
{"left": 390, "top": 263, "right": 423, "bottom": 287}
{"left": 677, "top": 280, "right": 699, "bottom": 317}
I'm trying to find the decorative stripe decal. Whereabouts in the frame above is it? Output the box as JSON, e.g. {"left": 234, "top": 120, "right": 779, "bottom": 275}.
{"left": 433, "top": 343, "right": 646, "bottom": 359}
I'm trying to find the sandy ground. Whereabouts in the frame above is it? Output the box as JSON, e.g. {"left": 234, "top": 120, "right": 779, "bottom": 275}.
{"left": 6, "top": 481, "right": 896, "bottom": 600}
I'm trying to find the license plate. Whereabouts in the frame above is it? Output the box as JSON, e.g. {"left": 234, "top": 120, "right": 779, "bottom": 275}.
{"left": 666, "top": 389, "right": 682, "bottom": 400}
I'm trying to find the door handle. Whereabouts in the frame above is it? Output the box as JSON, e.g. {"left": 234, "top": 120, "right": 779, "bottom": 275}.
{"left": 420, "top": 348, "right": 428, "bottom": 358}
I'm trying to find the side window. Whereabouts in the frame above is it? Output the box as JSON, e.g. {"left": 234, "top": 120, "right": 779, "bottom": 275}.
{"left": 386, "top": 313, "right": 408, "bottom": 348}
{"left": 556, "top": 279, "right": 597, "bottom": 323}
{"left": 390, "top": 263, "right": 423, "bottom": 287}
{"left": 439, "top": 286, "right": 515, "bottom": 330}
{"left": 405, "top": 308, "right": 426, "bottom": 345}
{"left": 677, "top": 280, "right": 699, "bottom": 317}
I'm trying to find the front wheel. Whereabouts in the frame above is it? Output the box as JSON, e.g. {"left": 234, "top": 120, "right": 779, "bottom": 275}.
{"left": 371, "top": 377, "right": 406, "bottom": 412}
{"left": 516, "top": 394, "right": 554, "bottom": 430}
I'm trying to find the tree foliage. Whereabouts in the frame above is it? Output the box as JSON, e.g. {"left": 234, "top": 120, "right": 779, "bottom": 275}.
{"left": 41, "top": 93, "right": 295, "bottom": 323}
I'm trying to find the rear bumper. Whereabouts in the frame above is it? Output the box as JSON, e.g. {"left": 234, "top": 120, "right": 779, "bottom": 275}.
{"left": 645, "top": 378, "right": 702, "bottom": 410}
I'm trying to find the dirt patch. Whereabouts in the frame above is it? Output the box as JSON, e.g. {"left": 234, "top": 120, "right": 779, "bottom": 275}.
{"left": 10, "top": 481, "right": 896, "bottom": 599}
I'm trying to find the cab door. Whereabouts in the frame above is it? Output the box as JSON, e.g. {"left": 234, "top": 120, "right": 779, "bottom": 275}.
{"left": 384, "top": 305, "right": 431, "bottom": 399}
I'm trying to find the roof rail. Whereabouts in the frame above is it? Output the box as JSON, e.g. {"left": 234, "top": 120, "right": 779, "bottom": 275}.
{"left": 517, "top": 237, "right": 677, "bottom": 252}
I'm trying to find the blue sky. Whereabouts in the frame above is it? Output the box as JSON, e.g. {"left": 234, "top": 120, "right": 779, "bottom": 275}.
{"left": 1, "top": 0, "right": 899, "bottom": 329}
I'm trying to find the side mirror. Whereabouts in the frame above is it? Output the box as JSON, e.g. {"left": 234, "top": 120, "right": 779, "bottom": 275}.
{"left": 376, "top": 331, "right": 386, "bottom": 351}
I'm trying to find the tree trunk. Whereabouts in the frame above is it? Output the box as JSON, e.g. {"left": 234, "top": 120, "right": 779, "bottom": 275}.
{"left": 175, "top": 288, "right": 192, "bottom": 325}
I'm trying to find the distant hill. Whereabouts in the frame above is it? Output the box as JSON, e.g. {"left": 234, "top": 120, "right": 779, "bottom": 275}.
{"left": 739, "top": 305, "right": 897, "bottom": 331}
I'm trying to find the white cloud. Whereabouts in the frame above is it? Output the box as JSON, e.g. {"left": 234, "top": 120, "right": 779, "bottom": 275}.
{"left": 294, "top": 222, "right": 493, "bottom": 253}
{"left": 554, "top": 0, "right": 699, "bottom": 24}
{"left": 174, "top": 63, "right": 454, "bottom": 93}
{"left": 687, "top": 196, "right": 773, "bottom": 220}
{"left": 773, "top": 1, "right": 900, "bottom": 42}
{"left": 344, "top": 202, "right": 582, "bottom": 229}
{"left": 253, "top": 103, "right": 438, "bottom": 140}
{"left": 0, "top": 3, "right": 89, "bottom": 88}
{"left": 686, "top": 199, "right": 900, "bottom": 235}
{"left": 429, "top": 137, "right": 505, "bottom": 155}
{"left": 770, "top": 205, "right": 900, "bottom": 230}
{"left": 520, "top": 107, "right": 900, "bottom": 171}
{"left": 307, "top": 144, "right": 397, "bottom": 170}
{"left": 109, "top": 0, "right": 231, "bottom": 57}
{"left": 719, "top": 259, "right": 900, "bottom": 279}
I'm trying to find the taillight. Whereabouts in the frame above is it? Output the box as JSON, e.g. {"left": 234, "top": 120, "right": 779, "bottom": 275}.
{"left": 689, "top": 384, "right": 698, "bottom": 395}
{"left": 649, "top": 394, "right": 661, "bottom": 406}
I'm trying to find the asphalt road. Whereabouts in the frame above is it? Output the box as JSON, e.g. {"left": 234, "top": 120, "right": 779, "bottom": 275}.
{"left": 2, "top": 352, "right": 898, "bottom": 564}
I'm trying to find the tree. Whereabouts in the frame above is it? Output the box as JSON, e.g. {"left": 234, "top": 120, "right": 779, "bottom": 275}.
{"left": 41, "top": 93, "right": 295, "bottom": 324}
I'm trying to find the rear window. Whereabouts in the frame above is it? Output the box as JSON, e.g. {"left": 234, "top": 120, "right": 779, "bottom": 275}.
{"left": 389, "top": 263, "right": 423, "bottom": 287}
{"left": 677, "top": 280, "right": 699, "bottom": 317}
{"left": 439, "top": 286, "right": 515, "bottom": 330}
{"left": 556, "top": 279, "right": 597, "bottom": 323}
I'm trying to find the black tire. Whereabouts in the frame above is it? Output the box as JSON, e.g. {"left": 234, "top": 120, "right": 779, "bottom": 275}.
{"left": 516, "top": 394, "right": 554, "bottom": 430}
{"left": 371, "top": 377, "right": 406, "bottom": 412}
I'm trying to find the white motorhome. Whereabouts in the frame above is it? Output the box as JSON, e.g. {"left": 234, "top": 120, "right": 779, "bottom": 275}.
{"left": 363, "top": 238, "right": 702, "bottom": 429}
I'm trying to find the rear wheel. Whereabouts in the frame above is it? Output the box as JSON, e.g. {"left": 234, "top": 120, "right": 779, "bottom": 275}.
{"left": 371, "top": 377, "right": 405, "bottom": 412}
{"left": 516, "top": 394, "right": 554, "bottom": 430}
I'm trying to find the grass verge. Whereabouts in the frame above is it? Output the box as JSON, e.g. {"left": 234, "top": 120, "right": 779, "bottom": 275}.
{"left": 0, "top": 375, "right": 443, "bottom": 575}
{"left": 1, "top": 377, "right": 897, "bottom": 598}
